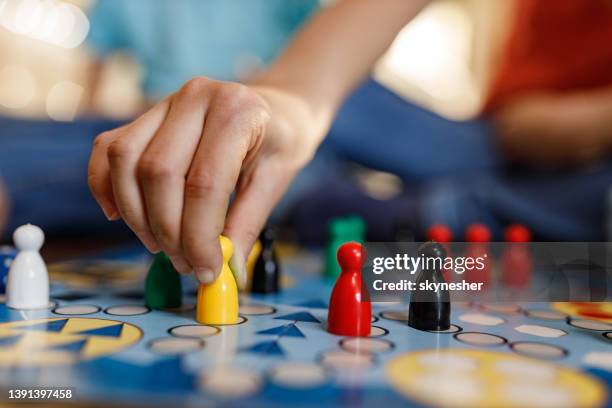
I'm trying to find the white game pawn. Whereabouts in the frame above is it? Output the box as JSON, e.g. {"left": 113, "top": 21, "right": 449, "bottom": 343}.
{"left": 6, "top": 224, "right": 49, "bottom": 309}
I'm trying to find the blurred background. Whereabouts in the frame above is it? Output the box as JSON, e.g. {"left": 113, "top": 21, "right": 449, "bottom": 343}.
{"left": 0, "top": 0, "right": 610, "bottom": 250}
{"left": 0, "top": 0, "right": 504, "bottom": 121}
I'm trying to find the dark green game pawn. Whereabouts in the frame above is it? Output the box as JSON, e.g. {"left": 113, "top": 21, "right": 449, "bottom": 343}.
{"left": 408, "top": 241, "right": 450, "bottom": 331}
{"left": 145, "top": 252, "right": 182, "bottom": 309}
{"left": 251, "top": 228, "right": 281, "bottom": 294}
{"left": 324, "top": 216, "right": 366, "bottom": 281}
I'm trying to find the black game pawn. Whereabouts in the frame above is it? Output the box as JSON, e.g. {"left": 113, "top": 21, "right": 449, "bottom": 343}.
{"left": 251, "top": 227, "right": 281, "bottom": 294}
{"left": 393, "top": 218, "right": 416, "bottom": 243}
{"left": 408, "top": 241, "right": 451, "bottom": 331}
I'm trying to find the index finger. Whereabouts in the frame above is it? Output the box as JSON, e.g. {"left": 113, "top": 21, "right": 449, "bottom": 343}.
{"left": 181, "top": 92, "right": 267, "bottom": 283}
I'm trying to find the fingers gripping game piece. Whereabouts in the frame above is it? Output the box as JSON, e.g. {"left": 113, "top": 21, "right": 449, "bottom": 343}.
{"left": 145, "top": 252, "right": 182, "bottom": 310}
{"left": 408, "top": 241, "right": 450, "bottom": 331}
{"left": 6, "top": 224, "right": 49, "bottom": 310}
{"left": 196, "top": 236, "right": 239, "bottom": 325}
{"left": 327, "top": 242, "right": 371, "bottom": 337}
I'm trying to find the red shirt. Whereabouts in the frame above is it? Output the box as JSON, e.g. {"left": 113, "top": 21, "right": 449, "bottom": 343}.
{"left": 486, "top": 0, "right": 612, "bottom": 112}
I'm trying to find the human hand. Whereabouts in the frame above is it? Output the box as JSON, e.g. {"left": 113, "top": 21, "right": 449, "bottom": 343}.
{"left": 88, "top": 77, "right": 318, "bottom": 287}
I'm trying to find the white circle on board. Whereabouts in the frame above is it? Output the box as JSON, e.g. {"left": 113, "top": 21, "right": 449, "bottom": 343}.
{"left": 170, "top": 325, "right": 220, "bottom": 338}
{"left": 320, "top": 350, "right": 374, "bottom": 370}
{"left": 514, "top": 325, "right": 566, "bottom": 338}
{"left": 340, "top": 338, "right": 393, "bottom": 354}
{"left": 54, "top": 305, "right": 100, "bottom": 315}
{"left": 459, "top": 313, "right": 505, "bottom": 326}
{"left": 105, "top": 305, "right": 150, "bottom": 316}
{"left": 369, "top": 326, "right": 388, "bottom": 337}
{"left": 149, "top": 337, "right": 204, "bottom": 355}
{"left": 380, "top": 310, "right": 408, "bottom": 322}
{"left": 510, "top": 342, "right": 567, "bottom": 360}
{"left": 270, "top": 362, "right": 327, "bottom": 389}
{"left": 582, "top": 351, "right": 612, "bottom": 371}
{"left": 568, "top": 319, "right": 612, "bottom": 331}
{"left": 199, "top": 367, "right": 262, "bottom": 398}
{"left": 454, "top": 332, "right": 507, "bottom": 346}
{"left": 239, "top": 304, "right": 276, "bottom": 315}
{"left": 480, "top": 303, "right": 522, "bottom": 314}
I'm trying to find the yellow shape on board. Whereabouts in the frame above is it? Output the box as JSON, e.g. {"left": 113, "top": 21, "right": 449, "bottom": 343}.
{"left": 0, "top": 317, "right": 141, "bottom": 367}
{"left": 196, "top": 236, "right": 239, "bottom": 325}
{"left": 386, "top": 349, "right": 605, "bottom": 408}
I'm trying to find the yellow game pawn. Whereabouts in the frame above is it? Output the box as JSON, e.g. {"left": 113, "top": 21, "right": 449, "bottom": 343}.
{"left": 196, "top": 236, "right": 239, "bottom": 325}
{"left": 246, "top": 239, "right": 262, "bottom": 291}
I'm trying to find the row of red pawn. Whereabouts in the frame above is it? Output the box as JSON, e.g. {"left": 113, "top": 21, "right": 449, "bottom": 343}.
{"left": 427, "top": 223, "right": 533, "bottom": 288}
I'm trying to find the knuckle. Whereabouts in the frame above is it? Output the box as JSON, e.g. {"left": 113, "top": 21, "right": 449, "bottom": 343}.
{"left": 185, "top": 171, "right": 232, "bottom": 199}
{"left": 137, "top": 157, "right": 176, "bottom": 182}
{"left": 179, "top": 77, "right": 210, "bottom": 99}
{"left": 93, "top": 131, "right": 115, "bottom": 149}
{"left": 215, "top": 84, "right": 269, "bottom": 121}
{"left": 107, "top": 138, "right": 136, "bottom": 161}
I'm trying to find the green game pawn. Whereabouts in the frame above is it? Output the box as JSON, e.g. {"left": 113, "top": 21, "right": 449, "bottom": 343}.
{"left": 145, "top": 252, "right": 182, "bottom": 309}
{"left": 324, "top": 216, "right": 366, "bottom": 281}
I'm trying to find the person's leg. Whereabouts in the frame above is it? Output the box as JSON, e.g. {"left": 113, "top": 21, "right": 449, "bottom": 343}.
{"left": 325, "top": 79, "right": 500, "bottom": 182}
{"left": 0, "top": 116, "right": 133, "bottom": 242}
{"left": 280, "top": 79, "right": 500, "bottom": 242}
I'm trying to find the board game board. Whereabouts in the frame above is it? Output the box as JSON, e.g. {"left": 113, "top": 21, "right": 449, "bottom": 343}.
{"left": 0, "top": 248, "right": 611, "bottom": 407}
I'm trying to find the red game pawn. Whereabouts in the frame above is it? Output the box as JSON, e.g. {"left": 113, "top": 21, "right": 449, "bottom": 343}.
{"left": 327, "top": 242, "right": 371, "bottom": 337}
{"left": 426, "top": 224, "right": 453, "bottom": 282}
{"left": 426, "top": 224, "right": 453, "bottom": 243}
{"left": 502, "top": 224, "right": 532, "bottom": 288}
{"left": 464, "top": 223, "right": 492, "bottom": 287}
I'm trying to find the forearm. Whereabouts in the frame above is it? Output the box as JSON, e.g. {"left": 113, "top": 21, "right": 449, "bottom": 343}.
{"left": 254, "top": 0, "right": 429, "bottom": 142}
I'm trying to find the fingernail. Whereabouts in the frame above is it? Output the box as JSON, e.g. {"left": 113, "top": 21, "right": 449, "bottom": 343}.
{"left": 196, "top": 268, "right": 215, "bottom": 284}
{"left": 102, "top": 207, "right": 120, "bottom": 221}
{"left": 139, "top": 231, "right": 160, "bottom": 254}
{"left": 143, "top": 239, "right": 160, "bottom": 254}
{"left": 170, "top": 256, "right": 190, "bottom": 273}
